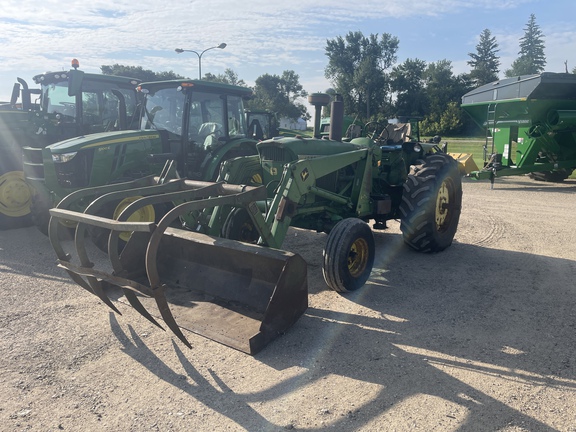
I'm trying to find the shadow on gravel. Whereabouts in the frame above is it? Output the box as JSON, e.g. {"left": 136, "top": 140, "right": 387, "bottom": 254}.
{"left": 105, "top": 231, "right": 575, "bottom": 431}
{"left": 254, "top": 239, "right": 576, "bottom": 430}
{"left": 0, "top": 226, "right": 69, "bottom": 282}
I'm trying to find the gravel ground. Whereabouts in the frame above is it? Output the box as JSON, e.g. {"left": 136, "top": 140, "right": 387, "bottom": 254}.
{"left": 0, "top": 175, "right": 575, "bottom": 432}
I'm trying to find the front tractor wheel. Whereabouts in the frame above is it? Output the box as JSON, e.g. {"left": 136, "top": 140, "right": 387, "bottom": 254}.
{"left": 0, "top": 170, "right": 33, "bottom": 230}
{"left": 399, "top": 153, "right": 462, "bottom": 252}
{"left": 322, "top": 218, "right": 375, "bottom": 293}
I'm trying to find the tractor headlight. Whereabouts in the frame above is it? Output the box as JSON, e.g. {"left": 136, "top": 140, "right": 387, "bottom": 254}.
{"left": 413, "top": 143, "right": 422, "bottom": 153}
{"left": 52, "top": 152, "right": 77, "bottom": 163}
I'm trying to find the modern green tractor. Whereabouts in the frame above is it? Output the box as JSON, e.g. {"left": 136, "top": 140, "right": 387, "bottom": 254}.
{"left": 0, "top": 59, "right": 141, "bottom": 229}
{"left": 48, "top": 93, "right": 463, "bottom": 354}
{"left": 33, "top": 79, "right": 259, "bottom": 236}
{"left": 245, "top": 110, "right": 280, "bottom": 140}
{"left": 461, "top": 72, "right": 576, "bottom": 184}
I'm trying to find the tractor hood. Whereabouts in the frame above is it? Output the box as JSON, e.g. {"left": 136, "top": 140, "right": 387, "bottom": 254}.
{"left": 257, "top": 136, "right": 369, "bottom": 161}
{"left": 47, "top": 130, "right": 163, "bottom": 154}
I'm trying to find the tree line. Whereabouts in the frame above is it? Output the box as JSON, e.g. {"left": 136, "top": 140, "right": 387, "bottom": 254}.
{"left": 102, "top": 14, "right": 563, "bottom": 136}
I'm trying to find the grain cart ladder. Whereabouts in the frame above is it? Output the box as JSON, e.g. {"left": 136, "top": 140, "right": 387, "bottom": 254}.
{"left": 48, "top": 176, "right": 307, "bottom": 354}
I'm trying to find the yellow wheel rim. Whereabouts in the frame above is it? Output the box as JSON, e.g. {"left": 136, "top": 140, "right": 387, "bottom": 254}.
{"left": 113, "top": 196, "right": 155, "bottom": 242}
{"left": 347, "top": 238, "right": 369, "bottom": 277}
{"left": 435, "top": 178, "right": 452, "bottom": 230}
{"left": 0, "top": 171, "right": 33, "bottom": 217}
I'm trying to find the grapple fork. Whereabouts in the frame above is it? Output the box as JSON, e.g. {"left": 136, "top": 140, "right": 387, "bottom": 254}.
{"left": 49, "top": 179, "right": 308, "bottom": 354}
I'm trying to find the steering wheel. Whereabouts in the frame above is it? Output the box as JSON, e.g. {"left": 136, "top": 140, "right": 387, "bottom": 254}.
{"left": 364, "top": 121, "right": 389, "bottom": 142}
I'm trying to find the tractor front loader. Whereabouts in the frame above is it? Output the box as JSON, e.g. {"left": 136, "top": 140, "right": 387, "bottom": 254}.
{"left": 49, "top": 94, "right": 462, "bottom": 354}
{"left": 49, "top": 174, "right": 308, "bottom": 354}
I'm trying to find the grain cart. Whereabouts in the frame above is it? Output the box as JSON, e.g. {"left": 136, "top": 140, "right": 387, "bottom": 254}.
{"left": 33, "top": 79, "right": 259, "bottom": 238}
{"left": 461, "top": 72, "right": 576, "bottom": 184}
{"left": 48, "top": 94, "right": 462, "bottom": 354}
{"left": 0, "top": 59, "right": 141, "bottom": 229}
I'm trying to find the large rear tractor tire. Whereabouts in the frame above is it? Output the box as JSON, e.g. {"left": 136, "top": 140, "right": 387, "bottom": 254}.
{"left": 322, "top": 218, "right": 375, "bottom": 293}
{"left": 0, "top": 170, "right": 33, "bottom": 230}
{"left": 399, "top": 152, "right": 462, "bottom": 252}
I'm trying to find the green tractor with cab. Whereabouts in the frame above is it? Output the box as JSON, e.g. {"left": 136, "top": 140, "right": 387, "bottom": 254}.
{"left": 0, "top": 59, "right": 141, "bottom": 229}
{"left": 33, "top": 79, "right": 259, "bottom": 236}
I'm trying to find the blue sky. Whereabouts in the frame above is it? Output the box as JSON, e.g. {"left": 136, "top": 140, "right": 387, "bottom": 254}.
{"left": 1, "top": 0, "right": 575, "bottom": 112}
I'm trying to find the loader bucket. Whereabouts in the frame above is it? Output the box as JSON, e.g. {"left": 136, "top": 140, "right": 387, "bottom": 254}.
{"left": 448, "top": 152, "right": 479, "bottom": 175}
{"left": 49, "top": 180, "right": 308, "bottom": 355}
{"left": 143, "top": 230, "right": 308, "bottom": 354}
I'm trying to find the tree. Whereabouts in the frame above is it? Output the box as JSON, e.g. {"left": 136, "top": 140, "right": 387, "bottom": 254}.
{"left": 467, "top": 29, "right": 500, "bottom": 86}
{"left": 416, "top": 60, "right": 472, "bottom": 136}
{"left": 389, "top": 58, "right": 428, "bottom": 117}
{"left": 325, "top": 31, "right": 399, "bottom": 120}
{"left": 505, "top": 14, "right": 546, "bottom": 77}
{"left": 100, "top": 64, "right": 185, "bottom": 81}
{"left": 247, "top": 71, "right": 309, "bottom": 121}
{"left": 203, "top": 69, "right": 246, "bottom": 86}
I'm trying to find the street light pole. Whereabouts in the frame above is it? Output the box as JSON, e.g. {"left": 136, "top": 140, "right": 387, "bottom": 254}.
{"left": 175, "top": 43, "right": 227, "bottom": 79}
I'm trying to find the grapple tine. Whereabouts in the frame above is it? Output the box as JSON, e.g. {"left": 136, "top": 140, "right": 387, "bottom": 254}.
{"left": 152, "top": 285, "right": 192, "bottom": 349}
{"left": 85, "top": 276, "right": 123, "bottom": 315}
{"left": 121, "top": 289, "right": 164, "bottom": 330}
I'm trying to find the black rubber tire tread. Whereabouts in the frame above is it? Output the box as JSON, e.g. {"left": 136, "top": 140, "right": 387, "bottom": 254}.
{"left": 222, "top": 207, "right": 259, "bottom": 243}
{"left": 322, "top": 218, "right": 375, "bottom": 293}
{"left": 31, "top": 206, "right": 74, "bottom": 240}
{"left": 399, "top": 152, "right": 462, "bottom": 252}
{"left": 527, "top": 169, "right": 573, "bottom": 183}
{"left": 0, "top": 212, "right": 32, "bottom": 230}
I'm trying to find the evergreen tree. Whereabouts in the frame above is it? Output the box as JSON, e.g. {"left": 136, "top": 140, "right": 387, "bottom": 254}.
{"left": 505, "top": 14, "right": 546, "bottom": 77}
{"left": 467, "top": 29, "right": 500, "bottom": 86}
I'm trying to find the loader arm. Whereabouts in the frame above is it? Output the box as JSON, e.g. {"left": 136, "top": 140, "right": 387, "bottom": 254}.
{"left": 264, "top": 148, "right": 373, "bottom": 248}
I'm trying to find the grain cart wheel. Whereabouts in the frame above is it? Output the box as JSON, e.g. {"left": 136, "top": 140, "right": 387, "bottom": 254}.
{"left": 323, "top": 218, "right": 375, "bottom": 293}
{"left": 400, "top": 152, "right": 462, "bottom": 252}
{"left": 528, "top": 169, "right": 573, "bottom": 183}
{"left": 222, "top": 207, "right": 259, "bottom": 243}
{"left": 0, "top": 170, "right": 33, "bottom": 230}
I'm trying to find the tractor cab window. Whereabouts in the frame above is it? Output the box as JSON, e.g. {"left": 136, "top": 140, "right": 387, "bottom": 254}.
{"left": 227, "top": 96, "right": 247, "bottom": 138}
{"left": 79, "top": 81, "right": 139, "bottom": 133}
{"left": 42, "top": 82, "right": 76, "bottom": 122}
{"left": 188, "top": 92, "right": 225, "bottom": 148}
{"left": 187, "top": 92, "right": 247, "bottom": 148}
{"left": 142, "top": 87, "right": 184, "bottom": 137}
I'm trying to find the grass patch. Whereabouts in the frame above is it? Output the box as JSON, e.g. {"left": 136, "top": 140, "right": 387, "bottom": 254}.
{"left": 426, "top": 137, "right": 487, "bottom": 166}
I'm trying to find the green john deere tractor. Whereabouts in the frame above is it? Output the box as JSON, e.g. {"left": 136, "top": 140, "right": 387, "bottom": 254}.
{"left": 0, "top": 59, "right": 141, "bottom": 229}
{"left": 461, "top": 72, "right": 576, "bottom": 184}
{"left": 33, "top": 79, "right": 259, "bottom": 237}
{"left": 48, "top": 93, "right": 463, "bottom": 354}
